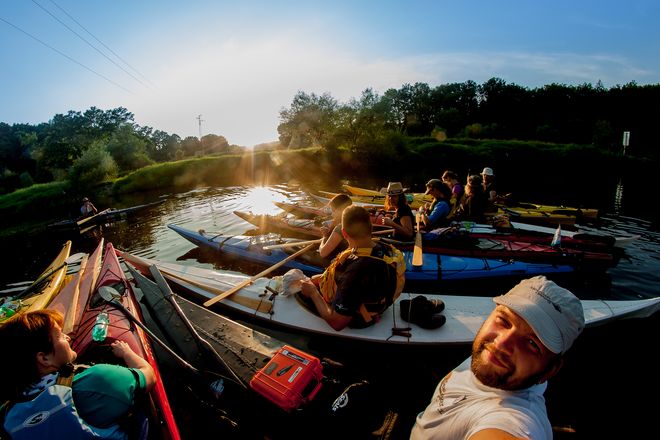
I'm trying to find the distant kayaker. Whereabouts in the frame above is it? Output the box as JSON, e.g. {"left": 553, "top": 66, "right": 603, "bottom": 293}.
{"left": 300, "top": 205, "right": 405, "bottom": 331}
{"left": 411, "top": 275, "right": 585, "bottom": 440}
{"left": 318, "top": 193, "right": 352, "bottom": 259}
{"left": 80, "top": 197, "right": 98, "bottom": 217}
{"left": 419, "top": 179, "right": 451, "bottom": 231}
{"left": 378, "top": 182, "right": 414, "bottom": 241}
{"left": 0, "top": 309, "right": 156, "bottom": 439}
{"left": 481, "top": 166, "right": 498, "bottom": 212}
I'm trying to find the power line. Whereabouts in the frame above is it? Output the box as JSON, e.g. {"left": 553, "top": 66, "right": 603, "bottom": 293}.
{"left": 31, "top": 0, "right": 149, "bottom": 88}
{"left": 48, "top": 0, "right": 154, "bottom": 86}
{"left": 0, "top": 16, "right": 134, "bottom": 94}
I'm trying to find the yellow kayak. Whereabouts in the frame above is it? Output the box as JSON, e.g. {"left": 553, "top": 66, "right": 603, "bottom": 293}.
{"left": 1, "top": 240, "right": 72, "bottom": 323}
{"left": 337, "top": 186, "right": 432, "bottom": 209}
{"left": 343, "top": 184, "right": 598, "bottom": 221}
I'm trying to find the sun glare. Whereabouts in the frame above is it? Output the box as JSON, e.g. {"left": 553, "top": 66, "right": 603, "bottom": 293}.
{"left": 242, "top": 186, "right": 286, "bottom": 215}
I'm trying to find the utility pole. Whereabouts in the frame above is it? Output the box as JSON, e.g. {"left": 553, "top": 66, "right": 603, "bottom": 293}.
{"left": 197, "top": 114, "right": 205, "bottom": 155}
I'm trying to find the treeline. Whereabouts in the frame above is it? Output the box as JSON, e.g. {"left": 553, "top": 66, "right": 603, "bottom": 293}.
{"left": 2, "top": 78, "right": 658, "bottom": 196}
{"left": 277, "top": 78, "right": 659, "bottom": 160}
{"left": 0, "top": 107, "right": 241, "bottom": 194}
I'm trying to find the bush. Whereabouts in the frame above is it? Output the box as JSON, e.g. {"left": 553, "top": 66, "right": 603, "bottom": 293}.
{"left": 69, "top": 143, "right": 118, "bottom": 187}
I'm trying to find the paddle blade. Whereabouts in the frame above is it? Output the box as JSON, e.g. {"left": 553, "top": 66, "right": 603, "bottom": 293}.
{"left": 551, "top": 224, "right": 562, "bottom": 248}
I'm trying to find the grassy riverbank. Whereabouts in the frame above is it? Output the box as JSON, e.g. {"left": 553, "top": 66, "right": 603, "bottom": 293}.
{"left": 0, "top": 139, "right": 654, "bottom": 237}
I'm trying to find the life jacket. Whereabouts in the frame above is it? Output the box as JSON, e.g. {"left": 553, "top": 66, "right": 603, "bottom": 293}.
{"left": 318, "top": 243, "right": 406, "bottom": 324}
{"left": 0, "top": 373, "right": 127, "bottom": 440}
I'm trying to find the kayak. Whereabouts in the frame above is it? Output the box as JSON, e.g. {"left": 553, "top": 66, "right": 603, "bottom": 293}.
{"left": 231, "top": 212, "right": 618, "bottom": 270}
{"left": 48, "top": 238, "right": 104, "bottom": 334}
{"left": 1, "top": 240, "right": 72, "bottom": 323}
{"left": 312, "top": 191, "right": 580, "bottom": 227}
{"left": 48, "top": 200, "right": 166, "bottom": 230}
{"left": 234, "top": 210, "right": 325, "bottom": 239}
{"left": 343, "top": 184, "right": 599, "bottom": 220}
{"left": 168, "top": 223, "right": 577, "bottom": 282}
{"left": 71, "top": 242, "right": 181, "bottom": 440}
{"left": 342, "top": 183, "right": 433, "bottom": 207}
{"left": 116, "top": 250, "right": 660, "bottom": 346}
{"left": 274, "top": 201, "right": 331, "bottom": 219}
{"left": 125, "top": 263, "right": 405, "bottom": 438}
{"left": 275, "top": 202, "right": 632, "bottom": 251}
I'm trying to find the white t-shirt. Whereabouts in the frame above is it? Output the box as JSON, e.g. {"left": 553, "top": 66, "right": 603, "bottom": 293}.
{"left": 410, "top": 357, "right": 552, "bottom": 440}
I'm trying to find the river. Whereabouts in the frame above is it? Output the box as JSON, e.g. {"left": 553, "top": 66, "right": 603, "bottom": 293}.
{"left": 1, "top": 182, "right": 658, "bottom": 439}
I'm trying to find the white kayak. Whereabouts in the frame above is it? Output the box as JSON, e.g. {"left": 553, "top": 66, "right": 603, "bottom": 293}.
{"left": 117, "top": 250, "right": 660, "bottom": 346}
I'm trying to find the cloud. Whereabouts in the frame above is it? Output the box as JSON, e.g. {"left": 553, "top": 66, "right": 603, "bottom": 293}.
{"left": 95, "top": 32, "right": 653, "bottom": 146}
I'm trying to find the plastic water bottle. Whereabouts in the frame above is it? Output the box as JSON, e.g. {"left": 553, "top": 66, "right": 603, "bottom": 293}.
{"left": 0, "top": 301, "right": 20, "bottom": 320}
{"left": 92, "top": 312, "right": 110, "bottom": 342}
{"left": 0, "top": 305, "right": 16, "bottom": 320}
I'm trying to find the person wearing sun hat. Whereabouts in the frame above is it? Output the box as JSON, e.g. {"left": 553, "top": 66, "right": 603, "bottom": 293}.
{"left": 377, "top": 182, "right": 415, "bottom": 240}
{"left": 80, "top": 197, "right": 98, "bottom": 218}
{"left": 481, "top": 167, "right": 498, "bottom": 211}
{"left": 411, "top": 275, "right": 585, "bottom": 440}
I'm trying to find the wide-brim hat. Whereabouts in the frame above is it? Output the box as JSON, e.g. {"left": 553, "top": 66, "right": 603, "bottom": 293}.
{"left": 384, "top": 182, "right": 406, "bottom": 195}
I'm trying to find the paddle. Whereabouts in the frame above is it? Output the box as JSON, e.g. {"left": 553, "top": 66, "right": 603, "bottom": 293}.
{"left": 13, "top": 252, "right": 87, "bottom": 300}
{"left": 413, "top": 211, "right": 423, "bottom": 267}
{"left": 263, "top": 238, "right": 322, "bottom": 250}
{"left": 147, "top": 265, "right": 246, "bottom": 388}
{"left": 77, "top": 208, "right": 111, "bottom": 227}
{"left": 203, "top": 242, "right": 317, "bottom": 307}
{"left": 261, "top": 228, "right": 395, "bottom": 250}
{"left": 98, "top": 286, "right": 243, "bottom": 392}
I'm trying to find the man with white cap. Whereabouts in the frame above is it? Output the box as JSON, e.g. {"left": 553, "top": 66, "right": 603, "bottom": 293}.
{"left": 411, "top": 275, "right": 585, "bottom": 440}
{"left": 481, "top": 167, "right": 497, "bottom": 211}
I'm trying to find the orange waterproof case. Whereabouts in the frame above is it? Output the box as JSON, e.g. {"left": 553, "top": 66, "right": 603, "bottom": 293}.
{"left": 249, "top": 345, "right": 323, "bottom": 411}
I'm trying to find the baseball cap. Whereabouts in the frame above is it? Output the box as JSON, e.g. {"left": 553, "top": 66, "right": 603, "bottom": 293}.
{"left": 425, "top": 179, "right": 443, "bottom": 194}
{"left": 493, "top": 276, "right": 585, "bottom": 354}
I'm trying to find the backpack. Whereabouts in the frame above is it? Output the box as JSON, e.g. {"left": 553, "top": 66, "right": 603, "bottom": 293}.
{"left": 319, "top": 243, "right": 406, "bottom": 323}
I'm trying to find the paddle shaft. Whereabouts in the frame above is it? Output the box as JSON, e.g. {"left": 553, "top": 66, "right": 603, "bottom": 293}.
{"left": 261, "top": 228, "right": 395, "bottom": 250}
{"left": 14, "top": 253, "right": 86, "bottom": 300}
{"left": 413, "top": 211, "right": 423, "bottom": 267}
{"left": 203, "top": 242, "right": 317, "bottom": 307}
{"left": 104, "top": 297, "right": 200, "bottom": 373}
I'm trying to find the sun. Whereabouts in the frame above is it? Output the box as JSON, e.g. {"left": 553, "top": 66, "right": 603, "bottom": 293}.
{"left": 242, "top": 186, "right": 286, "bottom": 215}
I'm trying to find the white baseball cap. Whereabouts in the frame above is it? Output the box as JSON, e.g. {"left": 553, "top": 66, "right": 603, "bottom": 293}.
{"left": 493, "top": 276, "right": 585, "bottom": 354}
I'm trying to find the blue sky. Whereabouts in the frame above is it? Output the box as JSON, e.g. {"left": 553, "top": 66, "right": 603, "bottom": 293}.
{"left": 2, "top": 0, "right": 658, "bottom": 147}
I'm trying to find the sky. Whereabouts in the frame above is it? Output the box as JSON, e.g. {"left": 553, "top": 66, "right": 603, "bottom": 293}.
{"left": 1, "top": 0, "right": 659, "bottom": 147}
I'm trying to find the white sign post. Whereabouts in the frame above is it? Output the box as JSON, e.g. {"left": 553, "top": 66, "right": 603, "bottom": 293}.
{"left": 622, "top": 131, "right": 630, "bottom": 155}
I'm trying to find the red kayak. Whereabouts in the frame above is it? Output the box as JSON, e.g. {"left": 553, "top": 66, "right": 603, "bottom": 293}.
{"left": 71, "top": 242, "right": 181, "bottom": 440}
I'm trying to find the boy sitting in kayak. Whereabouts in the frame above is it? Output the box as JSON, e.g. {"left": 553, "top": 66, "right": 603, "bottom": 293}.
{"left": 300, "top": 205, "right": 405, "bottom": 331}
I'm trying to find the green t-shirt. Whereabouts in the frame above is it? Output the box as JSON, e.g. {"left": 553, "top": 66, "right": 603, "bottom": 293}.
{"left": 72, "top": 363, "right": 146, "bottom": 428}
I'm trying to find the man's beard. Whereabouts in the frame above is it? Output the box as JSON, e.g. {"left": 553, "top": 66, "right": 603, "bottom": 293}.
{"left": 471, "top": 339, "right": 542, "bottom": 391}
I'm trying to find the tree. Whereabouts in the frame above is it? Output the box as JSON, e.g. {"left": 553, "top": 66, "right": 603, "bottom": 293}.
{"left": 68, "top": 142, "right": 118, "bottom": 187}
{"left": 105, "top": 125, "right": 154, "bottom": 172}
{"left": 278, "top": 91, "right": 339, "bottom": 148}
{"left": 201, "top": 134, "right": 229, "bottom": 155}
